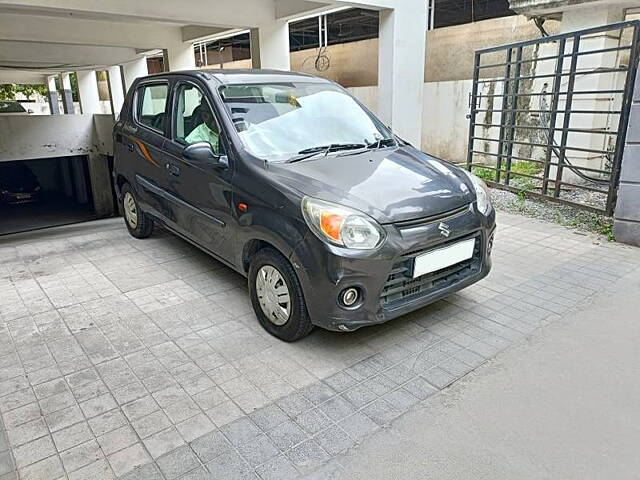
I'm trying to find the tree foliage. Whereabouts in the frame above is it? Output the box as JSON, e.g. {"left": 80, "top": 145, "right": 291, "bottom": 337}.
{"left": 0, "top": 83, "right": 49, "bottom": 101}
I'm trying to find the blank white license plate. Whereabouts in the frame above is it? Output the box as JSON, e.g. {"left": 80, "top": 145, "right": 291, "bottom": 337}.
{"left": 412, "top": 238, "right": 475, "bottom": 278}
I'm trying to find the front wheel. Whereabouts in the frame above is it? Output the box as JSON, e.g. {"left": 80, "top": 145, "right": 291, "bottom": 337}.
{"left": 248, "top": 248, "right": 313, "bottom": 342}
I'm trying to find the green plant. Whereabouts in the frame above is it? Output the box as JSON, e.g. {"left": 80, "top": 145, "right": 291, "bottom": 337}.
{"left": 510, "top": 160, "right": 542, "bottom": 176}
{"left": 594, "top": 218, "right": 615, "bottom": 241}
{"left": 0, "top": 83, "right": 48, "bottom": 101}
{"left": 471, "top": 166, "right": 494, "bottom": 182}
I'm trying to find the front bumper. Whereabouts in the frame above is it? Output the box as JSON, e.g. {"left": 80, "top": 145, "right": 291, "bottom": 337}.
{"left": 1, "top": 191, "right": 40, "bottom": 205}
{"left": 290, "top": 204, "right": 496, "bottom": 332}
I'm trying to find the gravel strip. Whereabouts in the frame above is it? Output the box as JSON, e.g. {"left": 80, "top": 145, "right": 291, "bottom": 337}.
{"left": 490, "top": 188, "right": 614, "bottom": 241}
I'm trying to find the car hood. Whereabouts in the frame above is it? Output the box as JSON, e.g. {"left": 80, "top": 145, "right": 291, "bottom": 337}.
{"left": 268, "top": 146, "right": 475, "bottom": 224}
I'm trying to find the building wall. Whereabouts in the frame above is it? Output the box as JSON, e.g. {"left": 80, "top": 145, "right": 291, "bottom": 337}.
{"left": 216, "top": 16, "right": 559, "bottom": 87}
{"left": 347, "top": 82, "right": 473, "bottom": 163}
{"left": 425, "top": 16, "right": 560, "bottom": 82}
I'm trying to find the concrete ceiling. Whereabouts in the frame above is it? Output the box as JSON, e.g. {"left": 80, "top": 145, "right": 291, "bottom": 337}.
{"left": 0, "top": 0, "right": 400, "bottom": 83}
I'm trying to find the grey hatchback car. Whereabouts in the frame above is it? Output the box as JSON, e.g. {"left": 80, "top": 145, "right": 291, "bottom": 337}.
{"left": 113, "top": 69, "right": 496, "bottom": 341}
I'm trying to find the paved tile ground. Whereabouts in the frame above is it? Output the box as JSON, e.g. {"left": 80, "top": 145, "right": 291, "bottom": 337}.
{"left": 0, "top": 212, "right": 638, "bottom": 480}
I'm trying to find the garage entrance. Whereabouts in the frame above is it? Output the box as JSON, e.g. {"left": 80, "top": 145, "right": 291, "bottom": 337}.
{"left": 0, "top": 155, "right": 98, "bottom": 235}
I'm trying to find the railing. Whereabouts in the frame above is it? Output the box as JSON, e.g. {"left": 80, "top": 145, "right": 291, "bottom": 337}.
{"left": 465, "top": 20, "right": 640, "bottom": 215}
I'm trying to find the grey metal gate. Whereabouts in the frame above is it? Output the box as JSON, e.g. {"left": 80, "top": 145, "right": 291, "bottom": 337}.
{"left": 466, "top": 20, "right": 640, "bottom": 215}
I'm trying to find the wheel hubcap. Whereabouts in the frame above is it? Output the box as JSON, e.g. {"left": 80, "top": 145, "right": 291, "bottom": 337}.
{"left": 256, "top": 265, "right": 291, "bottom": 326}
{"left": 123, "top": 192, "right": 138, "bottom": 229}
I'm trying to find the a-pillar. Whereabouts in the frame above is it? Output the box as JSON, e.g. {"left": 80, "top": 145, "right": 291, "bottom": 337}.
{"left": 60, "top": 73, "right": 75, "bottom": 114}
{"left": 47, "top": 75, "right": 60, "bottom": 115}
{"left": 377, "top": 1, "right": 427, "bottom": 147}
{"left": 107, "top": 65, "right": 125, "bottom": 118}
{"left": 164, "top": 41, "right": 196, "bottom": 71}
{"left": 122, "top": 57, "right": 149, "bottom": 91}
{"left": 76, "top": 70, "right": 101, "bottom": 114}
{"left": 250, "top": 21, "right": 291, "bottom": 70}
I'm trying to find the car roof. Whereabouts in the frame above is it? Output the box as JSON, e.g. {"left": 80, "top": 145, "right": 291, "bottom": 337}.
{"left": 138, "top": 69, "right": 328, "bottom": 86}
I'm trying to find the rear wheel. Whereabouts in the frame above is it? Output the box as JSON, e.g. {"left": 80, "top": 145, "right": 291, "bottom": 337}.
{"left": 248, "top": 248, "right": 313, "bottom": 342}
{"left": 121, "top": 183, "right": 153, "bottom": 239}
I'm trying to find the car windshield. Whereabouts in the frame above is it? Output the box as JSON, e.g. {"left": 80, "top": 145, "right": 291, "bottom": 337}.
{"left": 0, "top": 101, "right": 27, "bottom": 113}
{"left": 219, "top": 82, "right": 393, "bottom": 162}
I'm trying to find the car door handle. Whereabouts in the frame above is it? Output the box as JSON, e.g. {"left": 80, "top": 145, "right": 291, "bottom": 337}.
{"left": 165, "top": 163, "right": 181, "bottom": 176}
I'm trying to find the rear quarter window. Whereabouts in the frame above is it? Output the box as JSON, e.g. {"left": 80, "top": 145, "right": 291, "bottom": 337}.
{"left": 135, "top": 84, "right": 169, "bottom": 132}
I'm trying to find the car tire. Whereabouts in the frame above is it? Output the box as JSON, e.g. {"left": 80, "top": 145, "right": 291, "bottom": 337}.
{"left": 248, "top": 248, "right": 313, "bottom": 342}
{"left": 121, "top": 183, "right": 153, "bottom": 239}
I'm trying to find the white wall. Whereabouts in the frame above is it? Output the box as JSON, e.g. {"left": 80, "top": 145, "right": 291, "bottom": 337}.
{"left": 349, "top": 80, "right": 474, "bottom": 163}
{"left": 20, "top": 101, "right": 112, "bottom": 116}
{"left": 0, "top": 114, "right": 114, "bottom": 162}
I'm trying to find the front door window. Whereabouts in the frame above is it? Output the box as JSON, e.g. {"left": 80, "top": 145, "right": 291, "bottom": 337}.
{"left": 174, "top": 84, "right": 223, "bottom": 155}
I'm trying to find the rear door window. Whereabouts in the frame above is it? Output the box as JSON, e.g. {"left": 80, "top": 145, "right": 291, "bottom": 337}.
{"left": 136, "top": 83, "right": 169, "bottom": 133}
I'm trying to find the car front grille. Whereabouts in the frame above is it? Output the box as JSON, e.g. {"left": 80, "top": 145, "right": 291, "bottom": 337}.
{"left": 380, "top": 233, "right": 482, "bottom": 308}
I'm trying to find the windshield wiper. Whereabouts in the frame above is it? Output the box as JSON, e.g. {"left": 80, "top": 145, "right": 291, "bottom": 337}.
{"left": 367, "top": 137, "right": 399, "bottom": 149}
{"left": 334, "top": 137, "right": 400, "bottom": 158}
{"left": 286, "top": 143, "right": 367, "bottom": 163}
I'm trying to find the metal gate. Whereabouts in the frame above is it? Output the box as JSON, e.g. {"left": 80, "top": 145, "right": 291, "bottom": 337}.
{"left": 466, "top": 20, "right": 640, "bottom": 215}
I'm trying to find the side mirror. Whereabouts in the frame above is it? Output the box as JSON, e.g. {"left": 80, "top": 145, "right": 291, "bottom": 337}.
{"left": 27, "top": 109, "right": 34, "bottom": 115}
{"left": 183, "top": 142, "right": 228, "bottom": 169}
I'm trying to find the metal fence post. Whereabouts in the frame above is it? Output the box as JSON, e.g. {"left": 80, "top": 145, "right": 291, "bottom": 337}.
{"left": 553, "top": 35, "right": 581, "bottom": 198}
{"left": 541, "top": 38, "right": 566, "bottom": 195}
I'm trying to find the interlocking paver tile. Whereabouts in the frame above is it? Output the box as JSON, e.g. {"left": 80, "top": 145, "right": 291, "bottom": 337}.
{"left": 176, "top": 413, "right": 215, "bottom": 442}
{"left": 17, "top": 454, "right": 65, "bottom": 480}
{"left": 249, "top": 404, "right": 288, "bottom": 432}
{"left": 205, "top": 450, "right": 257, "bottom": 480}
{"left": 13, "top": 435, "right": 56, "bottom": 469}
{"left": 52, "top": 421, "right": 93, "bottom": 453}
{"left": 255, "top": 454, "right": 300, "bottom": 480}
{"left": 220, "top": 417, "right": 262, "bottom": 447}
{"left": 60, "top": 439, "right": 103, "bottom": 473}
{"left": 284, "top": 439, "right": 330, "bottom": 473}
{"left": 266, "top": 420, "right": 308, "bottom": 452}
{"left": 143, "top": 426, "right": 185, "bottom": 459}
{"left": 97, "top": 425, "right": 138, "bottom": 456}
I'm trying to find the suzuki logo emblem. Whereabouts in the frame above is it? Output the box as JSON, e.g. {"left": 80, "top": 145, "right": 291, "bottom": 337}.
{"left": 438, "top": 222, "right": 451, "bottom": 238}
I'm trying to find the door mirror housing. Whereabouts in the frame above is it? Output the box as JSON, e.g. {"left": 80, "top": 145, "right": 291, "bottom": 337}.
{"left": 183, "top": 142, "right": 228, "bottom": 169}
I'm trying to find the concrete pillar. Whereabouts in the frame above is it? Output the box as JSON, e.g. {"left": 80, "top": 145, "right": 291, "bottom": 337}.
{"left": 107, "top": 65, "right": 125, "bottom": 118}
{"left": 165, "top": 42, "right": 196, "bottom": 71}
{"left": 76, "top": 70, "right": 101, "bottom": 115}
{"left": 250, "top": 21, "right": 291, "bottom": 70}
{"left": 46, "top": 75, "right": 60, "bottom": 115}
{"left": 60, "top": 73, "right": 75, "bottom": 114}
{"left": 87, "top": 152, "right": 114, "bottom": 216}
{"left": 560, "top": 6, "right": 623, "bottom": 33}
{"left": 122, "top": 57, "right": 149, "bottom": 91}
{"left": 378, "top": 3, "right": 427, "bottom": 146}
{"left": 613, "top": 70, "right": 640, "bottom": 246}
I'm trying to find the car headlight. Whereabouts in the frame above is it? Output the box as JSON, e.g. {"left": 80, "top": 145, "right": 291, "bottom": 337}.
{"left": 461, "top": 170, "right": 491, "bottom": 215}
{"left": 301, "top": 196, "right": 385, "bottom": 250}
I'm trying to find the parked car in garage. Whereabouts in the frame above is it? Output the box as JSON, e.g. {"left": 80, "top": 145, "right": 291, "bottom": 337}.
{"left": 0, "top": 100, "right": 32, "bottom": 115}
{"left": 0, "top": 162, "right": 41, "bottom": 205}
{"left": 113, "top": 70, "right": 496, "bottom": 341}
